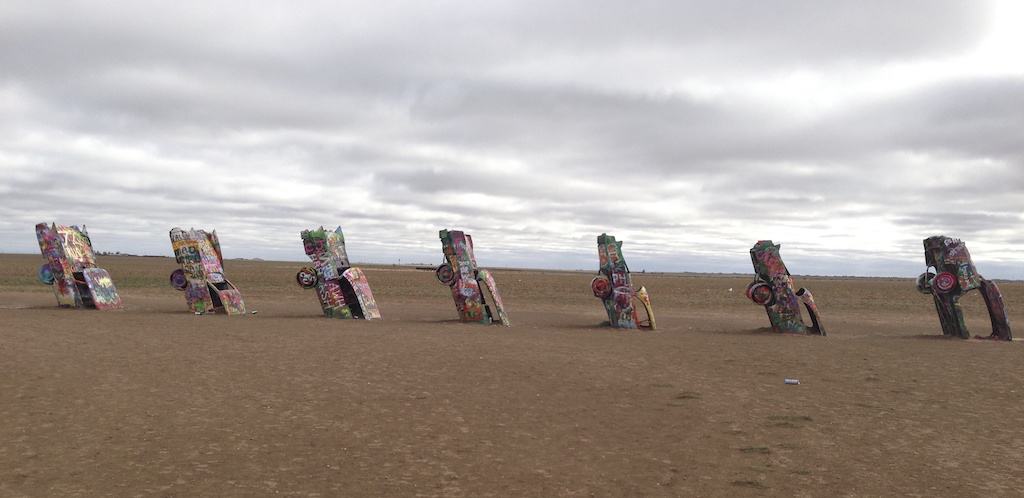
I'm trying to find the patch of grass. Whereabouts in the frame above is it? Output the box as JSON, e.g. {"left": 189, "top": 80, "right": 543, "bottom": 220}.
{"left": 666, "top": 391, "right": 702, "bottom": 406}
{"left": 731, "top": 480, "right": 768, "bottom": 490}
{"left": 772, "top": 422, "right": 800, "bottom": 429}
{"left": 766, "top": 414, "right": 813, "bottom": 428}
{"left": 674, "top": 391, "right": 701, "bottom": 400}
{"left": 767, "top": 415, "right": 813, "bottom": 422}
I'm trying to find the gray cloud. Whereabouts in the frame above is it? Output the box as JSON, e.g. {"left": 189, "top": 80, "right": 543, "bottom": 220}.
{"left": 1, "top": 0, "right": 1022, "bottom": 279}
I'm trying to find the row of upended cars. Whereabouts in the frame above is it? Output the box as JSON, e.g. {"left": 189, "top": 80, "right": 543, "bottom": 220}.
{"left": 33, "top": 222, "right": 1013, "bottom": 340}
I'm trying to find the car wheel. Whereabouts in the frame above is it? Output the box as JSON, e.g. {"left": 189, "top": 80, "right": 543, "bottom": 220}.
{"left": 169, "top": 270, "right": 188, "bottom": 288}
{"left": 591, "top": 275, "right": 612, "bottom": 299}
{"left": 746, "top": 281, "right": 774, "bottom": 306}
{"left": 169, "top": 269, "right": 188, "bottom": 290}
{"left": 932, "top": 271, "right": 958, "bottom": 294}
{"left": 37, "top": 263, "right": 55, "bottom": 285}
{"left": 436, "top": 264, "right": 456, "bottom": 286}
{"left": 296, "top": 267, "right": 318, "bottom": 289}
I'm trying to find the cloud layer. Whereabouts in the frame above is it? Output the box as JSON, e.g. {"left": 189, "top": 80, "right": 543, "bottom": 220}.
{"left": 2, "top": 1, "right": 1022, "bottom": 277}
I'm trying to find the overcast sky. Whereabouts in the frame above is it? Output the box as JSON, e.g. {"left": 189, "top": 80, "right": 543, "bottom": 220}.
{"left": 2, "top": 1, "right": 1022, "bottom": 277}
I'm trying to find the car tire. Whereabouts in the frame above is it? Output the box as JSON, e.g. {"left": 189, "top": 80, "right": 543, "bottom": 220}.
{"left": 436, "top": 264, "right": 456, "bottom": 286}
{"left": 169, "top": 269, "right": 188, "bottom": 290}
{"left": 746, "top": 281, "right": 775, "bottom": 306}
{"left": 591, "top": 275, "right": 612, "bottom": 299}
{"left": 296, "top": 267, "right": 318, "bottom": 289}
{"left": 38, "top": 263, "right": 55, "bottom": 285}
{"left": 933, "top": 271, "right": 958, "bottom": 294}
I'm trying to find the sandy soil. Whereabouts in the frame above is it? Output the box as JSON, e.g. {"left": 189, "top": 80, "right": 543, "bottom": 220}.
{"left": 1, "top": 254, "right": 1023, "bottom": 497}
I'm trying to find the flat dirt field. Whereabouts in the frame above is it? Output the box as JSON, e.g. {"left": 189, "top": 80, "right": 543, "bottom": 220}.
{"left": 2, "top": 254, "right": 1023, "bottom": 497}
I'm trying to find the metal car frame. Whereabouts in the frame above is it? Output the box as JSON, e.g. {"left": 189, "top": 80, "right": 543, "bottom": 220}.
{"left": 745, "top": 240, "right": 824, "bottom": 335}
{"left": 590, "top": 233, "right": 656, "bottom": 329}
{"left": 168, "top": 227, "right": 246, "bottom": 315}
{"left": 35, "top": 222, "right": 123, "bottom": 310}
{"left": 434, "top": 229, "right": 510, "bottom": 326}
{"left": 295, "top": 226, "right": 381, "bottom": 319}
{"left": 916, "top": 236, "right": 1011, "bottom": 340}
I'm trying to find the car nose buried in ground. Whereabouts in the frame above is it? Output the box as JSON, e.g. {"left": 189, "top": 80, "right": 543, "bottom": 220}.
{"left": 916, "top": 236, "right": 1011, "bottom": 340}
{"left": 295, "top": 226, "right": 381, "bottom": 319}
{"left": 745, "top": 240, "right": 824, "bottom": 335}
{"left": 435, "top": 229, "right": 510, "bottom": 326}
{"left": 590, "top": 233, "right": 655, "bottom": 330}
{"left": 168, "top": 227, "right": 246, "bottom": 315}
{"left": 35, "top": 222, "right": 123, "bottom": 310}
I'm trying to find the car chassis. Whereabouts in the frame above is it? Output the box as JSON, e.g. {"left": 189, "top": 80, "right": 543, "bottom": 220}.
{"left": 916, "top": 236, "right": 1011, "bottom": 340}
{"left": 168, "top": 227, "right": 246, "bottom": 315}
{"left": 295, "top": 226, "right": 381, "bottom": 319}
{"left": 435, "top": 229, "right": 510, "bottom": 326}
{"left": 590, "top": 233, "right": 656, "bottom": 329}
{"left": 35, "top": 222, "right": 123, "bottom": 310}
{"left": 745, "top": 240, "right": 824, "bottom": 335}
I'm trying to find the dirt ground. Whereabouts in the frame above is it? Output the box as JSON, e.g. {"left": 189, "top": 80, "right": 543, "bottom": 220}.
{"left": 1, "top": 253, "right": 1023, "bottom": 497}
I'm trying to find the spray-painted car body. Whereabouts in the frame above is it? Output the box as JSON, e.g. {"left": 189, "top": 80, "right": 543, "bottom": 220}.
{"left": 35, "top": 222, "right": 123, "bottom": 310}
{"left": 745, "top": 240, "right": 824, "bottom": 335}
{"left": 168, "top": 227, "right": 245, "bottom": 315}
{"left": 435, "top": 229, "right": 510, "bottom": 326}
{"left": 295, "top": 226, "right": 381, "bottom": 319}
{"left": 916, "top": 236, "right": 1011, "bottom": 340}
{"left": 590, "top": 234, "right": 655, "bottom": 329}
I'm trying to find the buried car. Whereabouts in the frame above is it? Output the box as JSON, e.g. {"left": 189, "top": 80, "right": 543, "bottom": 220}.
{"left": 590, "top": 233, "right": 655, "bottom": 329}
{"left": 435, "top": 229, "right": 510, "bottom": 326}
{"left": 35, "top": 222, "right": 123, "bottom": 310}
{"left": 916, "top": 236, "right": 1011, "bottom": 340}
{"left": 168, "top": 227, "right": 246, "bottom": 315}
{"left": 295, "top": 226, "right": 381, "bottom": 319}
{"left": 745, "top": 240, "right": 825, "bottom": 335}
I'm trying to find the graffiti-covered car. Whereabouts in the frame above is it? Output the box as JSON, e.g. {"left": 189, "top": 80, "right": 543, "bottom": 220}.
{"left": 295, "top": 226, "right": 381, "bottom": 319}
{"left": 916, "top": 236, "right": 1011, "bottom": 340}
{"left": 168, "top": 227, "right": 245, "bottom": 315}
{"left": 35, "top": 222, "right": 123, "bottom": 310}
{"left": 745, "top": 240, "right": 824, "bottom": 335}
{"left": 435, "top": 229, "right": 510, "bottom": 326}
{"left": 590, "top": 233, "right": 655, "bottom": 329}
